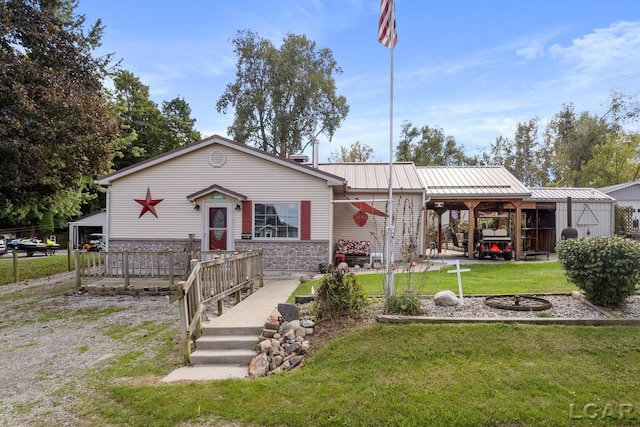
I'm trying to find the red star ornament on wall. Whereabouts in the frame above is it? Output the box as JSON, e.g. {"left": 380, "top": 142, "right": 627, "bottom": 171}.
{"left": 134, "top": 187, "right": 163, "bottom": 218}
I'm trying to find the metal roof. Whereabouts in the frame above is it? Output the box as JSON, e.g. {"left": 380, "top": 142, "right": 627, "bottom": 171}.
{"left": 317, "top": 162, "right": 425, "bottom": 192}
{"left": 527, "top": 187, "right": 615, "bottom": 202}
{"left": 598, "top": 180, "right": 640, "bottom": 194}
{"left": 417, "top": 166, "right": 531, "bottom": 199}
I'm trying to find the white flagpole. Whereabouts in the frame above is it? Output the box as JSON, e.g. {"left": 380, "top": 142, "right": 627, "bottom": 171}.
{"left": 384, "top": 4, "right": 395, "bottom": 298}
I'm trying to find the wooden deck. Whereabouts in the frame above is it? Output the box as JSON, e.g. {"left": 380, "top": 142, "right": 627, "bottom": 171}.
{"left": 80, "top": 277, "right": 177, "bottom": 295}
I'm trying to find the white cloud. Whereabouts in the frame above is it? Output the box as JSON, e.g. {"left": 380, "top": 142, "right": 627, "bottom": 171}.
{"left": 549, "top": 21, "right": 640, "bottom": 75}
{"left": 516, "top": 41, "right": 544, "bottom": 60}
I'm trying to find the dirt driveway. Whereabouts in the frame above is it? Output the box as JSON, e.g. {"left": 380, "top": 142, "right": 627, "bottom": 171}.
{"left": 0, "top": 273, "right": 182, "bottom": 426}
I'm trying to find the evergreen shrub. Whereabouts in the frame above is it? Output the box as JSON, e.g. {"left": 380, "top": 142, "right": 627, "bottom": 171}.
{"left": 315, "top": 269, "right": 366, "bottom": 320}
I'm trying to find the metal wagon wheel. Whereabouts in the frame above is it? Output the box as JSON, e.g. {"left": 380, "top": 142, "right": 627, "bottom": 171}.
{"left": 484, "top": 295, "right": 552, "bottom": 311}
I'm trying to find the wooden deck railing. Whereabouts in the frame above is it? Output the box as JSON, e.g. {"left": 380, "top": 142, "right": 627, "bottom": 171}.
{"left": 173, "top": 250, "right": 264, "bottom": 363}
{"left": 74, "top": 249, "right": 239, "bottom": 289}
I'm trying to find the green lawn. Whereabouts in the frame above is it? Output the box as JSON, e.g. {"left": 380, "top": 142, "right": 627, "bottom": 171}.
{"left": 0, "top": 252, "right": 72, "bottom": 286}
{"left": 91, "top": 323, "right": 640, "bottom": 426}
{"left": 290, "top": 261, "right": 578, "bottom": 300}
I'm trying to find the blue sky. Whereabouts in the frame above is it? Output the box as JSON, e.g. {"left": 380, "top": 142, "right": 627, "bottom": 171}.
{"left": 76, "top": 0, "right": 640, "bottom": 162}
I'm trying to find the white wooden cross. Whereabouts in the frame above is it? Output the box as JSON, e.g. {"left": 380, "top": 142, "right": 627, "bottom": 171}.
{"left": 447, "top": 260, "right": 470, "bottom": 303}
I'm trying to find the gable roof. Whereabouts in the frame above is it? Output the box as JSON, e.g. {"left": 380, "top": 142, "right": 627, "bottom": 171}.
{"left": 96, "top": 135, "right": 347, "bottom": 187}
{"left": 527, "top": 187, "right": 615, "bottom": 202}
{"left": 317, "top": 162, "right": 425, "bottom": 192}
{"left": 417, "top": 166, "right": 531, "bottom": 199}
{"left": 186, "top": 184, "right": 247, "bottom": 203}
{"left": 598, "top": 180, "right": 640, "bottom": 194}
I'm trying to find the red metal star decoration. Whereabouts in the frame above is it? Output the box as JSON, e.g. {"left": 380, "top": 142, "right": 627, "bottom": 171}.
{"left": 134, "top": 187, "right": 163, "bottom": 218}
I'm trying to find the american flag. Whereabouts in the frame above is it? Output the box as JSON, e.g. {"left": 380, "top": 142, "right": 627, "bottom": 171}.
{"left": 378, "top": 0, "right": 397, "bottom": 48}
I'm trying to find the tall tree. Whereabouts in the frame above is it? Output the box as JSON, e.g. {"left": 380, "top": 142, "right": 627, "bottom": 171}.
{"left": 396, "top": 121, "right": 472, "bottom": 166}
{"left": 0, "top": 0, "right": 118, "bottom": 224}
{"left": 581, "top": 133, "right": 640, "bottom": 187}
{"left": 216, "top": 30, "right": 349, "bottom": 158}
{"left": 329, "top": 141, "right": 374, "bottom": 162}
{"left": 545, "top": 105, "right": 611, "bottom": 186}
{"left": 162, "top": 97, "right": 201, "bottom": 150}
{"left": 111, "top": 70, "right": 168, "bottom": 170}
{"left": 111, "top": 71, "right": 202, "bottom": 171}
{"left": 487, "top": 117, "right": 553, "bottom": 187}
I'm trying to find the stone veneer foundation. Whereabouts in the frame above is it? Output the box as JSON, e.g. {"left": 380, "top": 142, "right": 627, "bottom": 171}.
{"left": 108, "top": 239, "right": 329, "bottom": 272}
{"left": 235, "top": 240, "right": 329, "bottom": 271}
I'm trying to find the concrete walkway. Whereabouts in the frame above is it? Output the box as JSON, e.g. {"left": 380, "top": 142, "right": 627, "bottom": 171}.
{"left": 161, "top": 252, "right": 557, "bottom": 382}
{"left": 161, "top": 273, "right": 302, "bottom": 383}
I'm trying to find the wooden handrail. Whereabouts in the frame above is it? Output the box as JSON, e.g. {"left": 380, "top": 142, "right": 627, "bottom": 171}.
{"left": 174, "top": 251, "right": 264, "bottom": 364}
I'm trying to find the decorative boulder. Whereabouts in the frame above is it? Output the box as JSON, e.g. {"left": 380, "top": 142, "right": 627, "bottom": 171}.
{"left": 434, "top": 290, "right": 460, "bottom": 307}
{"left": 277, "top": 303, "right": 300, "bottom": 321}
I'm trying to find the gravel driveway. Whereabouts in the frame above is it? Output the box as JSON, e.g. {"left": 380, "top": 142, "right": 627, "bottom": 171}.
{"left": 0, "top": 273, "right": 183, "bottom": 426}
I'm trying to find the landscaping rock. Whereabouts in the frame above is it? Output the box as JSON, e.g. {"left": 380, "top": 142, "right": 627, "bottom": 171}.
{"left": 262, "top": 329, "right": 276, "bottom": 338}
{"left": 259, "top": 339, "right": 272, "bottom": 353}
{"left": 248, "top": 353, "right": 269, "bottom": 377}
{"left": 252, "top": 304, "right": 316, "bottom": 376}
{"left": 277, "top": 303, "right": 300, "bottom": 321}
{"left": 279, "top": 320, "right": 301, "bottom": 336}
{"left": 434, "top": 290, "right": 460, "bottom": 306}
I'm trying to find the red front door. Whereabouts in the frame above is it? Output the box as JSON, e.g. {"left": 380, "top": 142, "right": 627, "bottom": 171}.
{"left": 208, "top": 207, "right": 228, "bottom": 250}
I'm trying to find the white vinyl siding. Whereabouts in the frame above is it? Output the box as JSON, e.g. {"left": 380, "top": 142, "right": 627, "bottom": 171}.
{"left": 106, "top": 145, "right": 332, "bottom": 242}
{"left": 332, "top": 192, "right": 424, "bottom": 261}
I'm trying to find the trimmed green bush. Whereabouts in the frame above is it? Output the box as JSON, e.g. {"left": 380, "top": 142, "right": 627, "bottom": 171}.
{"left": 556, "top": 236, "right": 640, "bottom": 307}
{"left": 315, "top": 270, "right": 366, "bottom": 320}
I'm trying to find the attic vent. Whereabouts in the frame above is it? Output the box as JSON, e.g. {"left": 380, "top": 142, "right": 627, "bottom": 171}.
{"left": 209, "top": 150, "right": 226, "bottom": 167}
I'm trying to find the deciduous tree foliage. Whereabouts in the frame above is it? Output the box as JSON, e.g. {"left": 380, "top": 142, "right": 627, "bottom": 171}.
{"left": 580, "top": 133, "right": 640, "bottom": 187}
{"left": 481, "top": 118, "right": 552, "bottom": 187}
{"left": 111, "top": 70, "right": 201, "bottom": 170}
{"left": 0, "top": 0, "right": 118, "bottom": 223}
{"left": 483, "top": 91, "right": 640, "bottom": 188}
{"left": 545, "top": 104, "right": 611, "bottom": 187}
{"left": 396, "top": 121, "right": 473, "bottom": 166}
{"left": 217, "top": 30, "right": 349, "bottom": 158}
{"left": 162, "top": 97, "right": 201, "bottom": 149}
{"left": 329, "top": 142, "right": 374, "bottom": 162}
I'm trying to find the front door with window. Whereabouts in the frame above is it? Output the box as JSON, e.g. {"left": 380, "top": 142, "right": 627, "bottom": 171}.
{"left": 208, "top": 206, "right": 228, "bottom": 250}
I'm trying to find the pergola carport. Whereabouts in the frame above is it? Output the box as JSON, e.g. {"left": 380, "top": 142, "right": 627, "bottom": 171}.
{"left": 417, "top": 166, "right": 532, "bottom": 261}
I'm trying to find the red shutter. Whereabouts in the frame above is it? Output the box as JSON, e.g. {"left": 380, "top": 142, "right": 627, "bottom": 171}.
{"left": 242, "top": 200, "right": 252, "bottom": 234}
{"left": 301, "top": 200, "right": 311, "bottom": 240}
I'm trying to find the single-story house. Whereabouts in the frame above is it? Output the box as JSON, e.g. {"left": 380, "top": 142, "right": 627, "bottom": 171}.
{"left": 96, "top": 135, "right": 617, "bottom": 269}
{"left": 96, "top": 135, "right": 426, "bottom": 271}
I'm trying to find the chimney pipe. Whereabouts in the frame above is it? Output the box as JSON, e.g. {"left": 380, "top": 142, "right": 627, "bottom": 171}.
{"left": 561, "top": 196, "right": 578, "bottom": 240}
{"left": 313, "top": 138, "right": 319, "bottom": 168}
